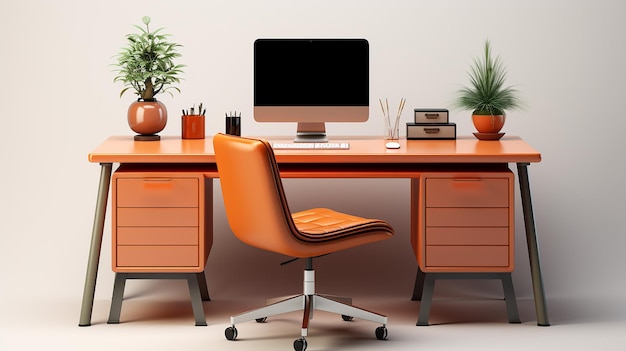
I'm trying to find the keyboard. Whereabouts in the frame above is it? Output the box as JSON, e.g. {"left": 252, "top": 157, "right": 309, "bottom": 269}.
{"left": 272, "top": 142, "right": 350, "bottom": 150}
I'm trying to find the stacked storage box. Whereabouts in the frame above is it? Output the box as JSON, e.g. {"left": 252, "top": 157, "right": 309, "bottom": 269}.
{"left": 407, "top": 109, "right": 456, "bottom": 140}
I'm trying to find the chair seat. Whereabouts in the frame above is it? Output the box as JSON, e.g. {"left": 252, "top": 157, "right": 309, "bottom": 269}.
{"left": 293, "top": 208, "right": 394, "bottom": 242}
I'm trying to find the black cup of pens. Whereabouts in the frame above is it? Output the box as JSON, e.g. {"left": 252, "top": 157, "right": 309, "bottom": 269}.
{"left": 225, "top": 111, "right": 241, "bottom": 136}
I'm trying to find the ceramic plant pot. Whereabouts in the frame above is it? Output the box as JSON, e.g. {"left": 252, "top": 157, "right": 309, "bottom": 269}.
{"left": 472, "top": 114, "right": 506, "bottom": 140}
{"left": 127, "top": 99, "right": 168, "bottom": 141}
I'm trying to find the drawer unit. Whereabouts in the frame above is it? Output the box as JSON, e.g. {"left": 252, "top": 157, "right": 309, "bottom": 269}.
{"left": 413, "top": 108, "right": 449, "bottom": 124}
{"left": 414, "top": 170, "right": 514, "bottom": 272}
{"left": 112, "top": 167, "right": 212, "bottom": 272}
{"left": 406, "top": 123, "right": 456, "bottom": 140}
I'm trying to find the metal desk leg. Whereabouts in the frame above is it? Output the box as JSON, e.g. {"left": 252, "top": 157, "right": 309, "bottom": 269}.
{"left": 106, "top": 273, "right": 208, "bottom": 326}
{"left": 196, "top": 272, "right": 211, "bottom": 301}
{"left": 416, "top": 273, "right": 520, "bottom": 325}
{"left": 411, "top": 267, "right": 426, "bottom": 301}
{"left": 79, "top": 163, "right": 113, "bottom": 326}
{"left": 187, "top": 275, "right": 208, "bottom": 326}
{"left": 500, "top": 273, "right": 521, "bottom": 323}
{"left": 516, "top": 162, "right": 550, "bottom": 326}
{"left": 107, "top": 273, "right": 127, "bottom": 324}
{"left": 416, "top": 274, "right": 436, "bottom": 326}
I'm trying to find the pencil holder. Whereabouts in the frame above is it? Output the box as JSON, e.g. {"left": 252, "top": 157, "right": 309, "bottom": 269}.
{"left": 226, "top": 116, "right": 241, "bottom": 136}
{"left": 181, "top": 114, "right": 205, "bottom": 139}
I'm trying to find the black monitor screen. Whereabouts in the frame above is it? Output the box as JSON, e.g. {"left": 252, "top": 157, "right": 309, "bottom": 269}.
{"left": 254, "top": 39, "right": 369, "bottom": 106}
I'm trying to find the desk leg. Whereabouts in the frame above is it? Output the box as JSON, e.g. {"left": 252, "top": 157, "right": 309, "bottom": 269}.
{"left": 78, "top": 163, "right": 113, "bottom": 326}
{"left": 411, "top": 267, "right": 426, "bottom": 301}
{"left": 516, "top": 162, "right": 550, "bottom": 326}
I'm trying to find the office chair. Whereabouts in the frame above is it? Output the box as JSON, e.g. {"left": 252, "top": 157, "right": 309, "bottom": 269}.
{"left": 213, "top": 133, "right": 395, "bottom": 351}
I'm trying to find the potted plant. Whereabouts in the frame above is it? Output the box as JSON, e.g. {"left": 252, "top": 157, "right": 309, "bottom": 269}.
{"left": 113, "top": 16, "right": 185, "bottom": 141}
{"left": 453, "top": 39, "right": 522, "bottom": 140}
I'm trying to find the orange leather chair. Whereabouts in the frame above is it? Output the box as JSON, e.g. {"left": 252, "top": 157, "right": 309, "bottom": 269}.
{"left": 213, "top": 133, "right": 394, "bottom": 351}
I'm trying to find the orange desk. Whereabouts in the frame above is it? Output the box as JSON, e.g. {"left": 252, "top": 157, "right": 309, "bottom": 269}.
{"left": 80, "top": 135, "right": 548, "bottom": 326}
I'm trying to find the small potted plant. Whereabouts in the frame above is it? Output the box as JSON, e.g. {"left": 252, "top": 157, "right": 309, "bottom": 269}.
{"left": 453, "top": 39, "right": 522, "bottom": 140}
{"left": 112, "top": 16, "right": 185, "bottom": 140}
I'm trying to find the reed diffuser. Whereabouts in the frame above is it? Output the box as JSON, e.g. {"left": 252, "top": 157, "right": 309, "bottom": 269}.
{"left": 380, "top": 98, "right": 406, "bottom": 142}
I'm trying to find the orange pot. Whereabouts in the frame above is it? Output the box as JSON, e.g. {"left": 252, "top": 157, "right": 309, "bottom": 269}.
{"left": 472, "top": 114, "right": 505, "bottom": 133}
{"left": 127, "top": 100, "right": 168, "bottom": 138}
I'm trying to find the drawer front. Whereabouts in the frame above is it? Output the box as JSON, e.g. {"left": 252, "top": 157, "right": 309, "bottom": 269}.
{"left": 116, "top": 245, "right": 199, "bottom": 267}
{"left": 117, "top": 208, "right": 199, "bottom": 227}
{"left": 414, "top": 109, "right": 449, "bottom": 124}
{"left": 116, "top": 227, "right": 198, "bottom": 245}
{"left": 116, "top": 178, "right": 199, "bottom": 207}
{"left": 426, "top": 208, "right": 509, "bottom": 227}
{"left": 426, "top": 246, "right": 509, "bottom": 267}
{"left": 426, "top": 227, "right": 509, "bottom": 245}
{"left": 426, "top": 178, "right": 509, "bottom": 208}
{"left": 407, "top": 124, "right": 456, "bottom": 139}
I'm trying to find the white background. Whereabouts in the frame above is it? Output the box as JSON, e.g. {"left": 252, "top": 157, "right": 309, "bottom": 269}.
{"left": 1, "top": 0, "right": 625, "bottom": 349}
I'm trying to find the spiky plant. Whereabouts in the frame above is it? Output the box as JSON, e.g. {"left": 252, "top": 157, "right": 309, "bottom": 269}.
{"left": 113, "top": 16, "right": 185, "bottom": 100}
{"left": 454, "top": 40, "right": 521, "bottom": 116}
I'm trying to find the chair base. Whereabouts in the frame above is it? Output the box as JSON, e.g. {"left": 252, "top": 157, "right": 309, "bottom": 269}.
{"left": 107, "top": 272, "right": 210, "bottom": 326}
{"left": 225, "top": 263, "right": 388, "bottom": 350}
{"left": 230, "top": 293, "right": 387, "bottom": 330}
{"left": 412, "top": 269, "right": 521, "bottom": 325}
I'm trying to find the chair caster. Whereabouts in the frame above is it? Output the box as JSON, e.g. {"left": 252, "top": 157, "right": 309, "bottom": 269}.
{"left": 293, "top": 337, "right": 308, "bottom": 351}
{"left": 225, "top": 326, "right": 238, "bottom": 340}
{"left": 375, "top": 326, "right": 388, "bottom": 340}
{"left": 341, "top": 315, "right": 354, "bottom": 321}
{"left": 255, "top": 317, "right": 267, "bottom": 323}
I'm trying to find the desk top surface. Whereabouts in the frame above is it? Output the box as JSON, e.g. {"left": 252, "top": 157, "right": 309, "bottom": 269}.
{"left": 88, "top": 135, "right": 541, "bottom": 164}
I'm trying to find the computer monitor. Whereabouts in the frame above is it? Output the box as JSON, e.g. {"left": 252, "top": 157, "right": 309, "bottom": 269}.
{"left": 254, "top": 38, "right": 369, "bottom": 142}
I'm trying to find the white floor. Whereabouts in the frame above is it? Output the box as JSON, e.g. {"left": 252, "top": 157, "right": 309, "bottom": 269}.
{"left": 2, "top": 279, "right": 624, "bottom": 351}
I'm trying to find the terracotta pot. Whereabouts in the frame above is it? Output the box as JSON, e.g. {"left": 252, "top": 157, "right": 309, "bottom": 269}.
{"left": 127, "top": 99, "right": 167, "bottom": 139}
{"left": 182, "top": 114, "right": 205, "bottom": 139}
{"left": 472, "top": 114, "right": 505, "bottom": 133}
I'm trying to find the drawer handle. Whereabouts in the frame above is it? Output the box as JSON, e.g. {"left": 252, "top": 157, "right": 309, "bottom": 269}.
{"left": 142, "top": 179, "right": 173, "bottom": 188}
{"left": 451, "top": 178, "right": 483, "bottom": 188}
{"left": 423, "top": 127, "right": 440, "bottom": 134}
{"left": 425, "top": 113, "right": 440, "bottom": 119}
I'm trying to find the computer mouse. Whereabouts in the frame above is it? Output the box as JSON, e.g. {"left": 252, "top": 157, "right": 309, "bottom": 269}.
{"left": 385, "top": 141, "right": 401, "bottom": 149}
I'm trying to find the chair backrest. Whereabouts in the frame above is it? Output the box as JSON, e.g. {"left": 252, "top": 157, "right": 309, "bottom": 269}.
{"left": 213, "top": 133, "right": 302, "bottom": 256}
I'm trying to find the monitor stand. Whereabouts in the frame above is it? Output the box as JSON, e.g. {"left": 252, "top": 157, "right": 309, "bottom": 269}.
{"left": 294, "top": 122, "right": 328, "bottom": 143}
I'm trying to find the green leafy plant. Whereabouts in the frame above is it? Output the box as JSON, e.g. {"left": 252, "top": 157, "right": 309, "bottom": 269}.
{"left": 454, "top": 39, "right": 522, "bottom": 116}
{"left": 113, "top": 16, "right": 185, "bottom": 100}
